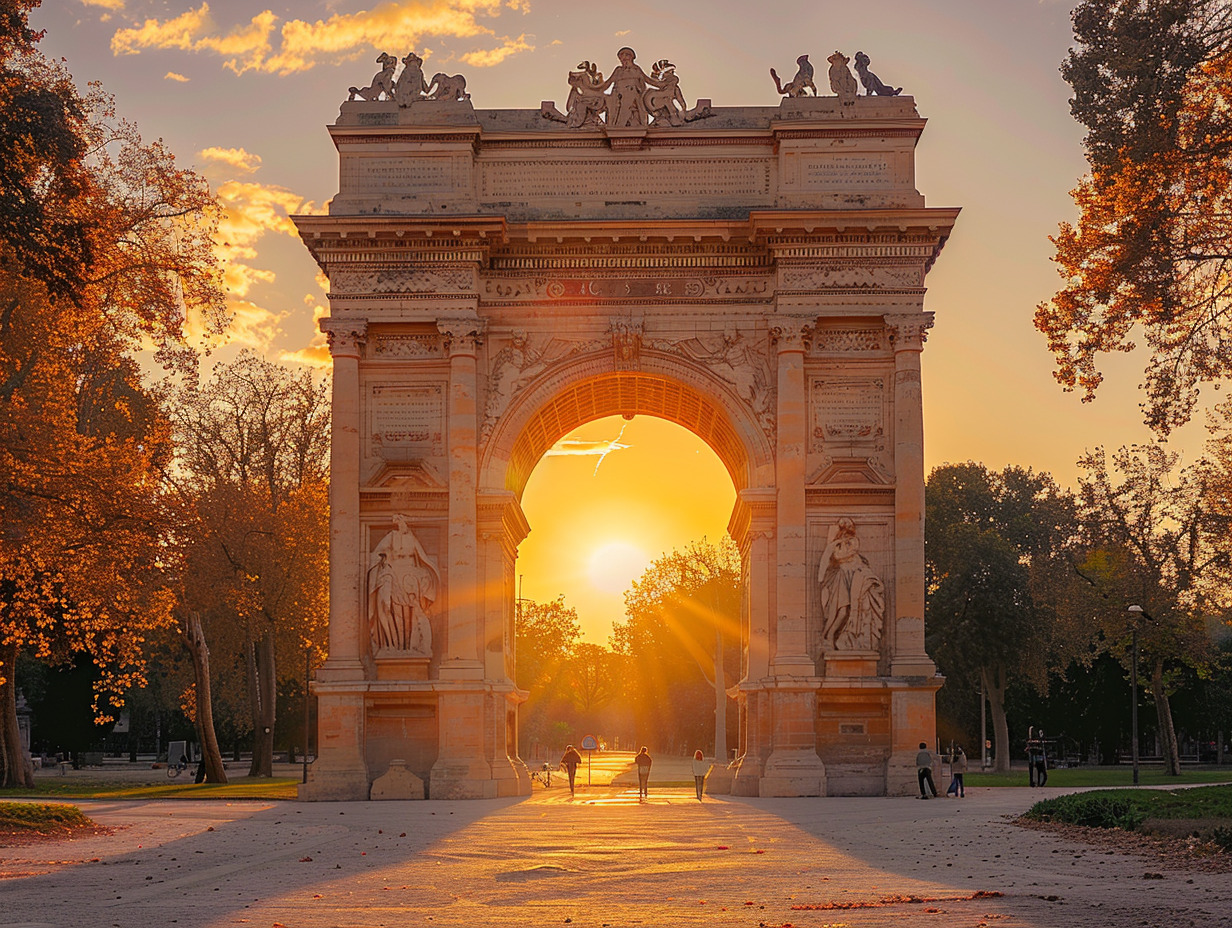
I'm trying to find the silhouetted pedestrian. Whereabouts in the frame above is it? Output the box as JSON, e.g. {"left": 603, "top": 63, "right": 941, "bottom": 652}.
{"left": 634, "top": 746, "right": 652, "bottom": 799}
{"left": 916, "top": 742, "right": 938, "bottom": 799}
{"left": 559, "top": 744, "right": 582, "bottom": 796}
{"left": 947, "top": 746, "right": 966, "bottom": 797}
{"left": 691, "top": 749, "right": 710, "bottom": 800}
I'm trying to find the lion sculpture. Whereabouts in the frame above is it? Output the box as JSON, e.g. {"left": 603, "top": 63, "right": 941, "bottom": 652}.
{"left": 426, "top": 72, "right": 470, "bottom": 102}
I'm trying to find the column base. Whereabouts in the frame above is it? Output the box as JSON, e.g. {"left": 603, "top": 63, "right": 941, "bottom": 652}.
{"left": 298, "top": 762, "right": 370, "bottom": 801}
{"left": 886, "top": 749, "right": 927, "bottom": 797}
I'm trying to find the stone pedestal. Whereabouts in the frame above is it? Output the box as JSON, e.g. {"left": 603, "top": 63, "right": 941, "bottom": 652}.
{"left": 370, "top": 759, "right": 425, "bottom": 800}
{"left": 760, "top": 685, "right": 826, "bottom": 797}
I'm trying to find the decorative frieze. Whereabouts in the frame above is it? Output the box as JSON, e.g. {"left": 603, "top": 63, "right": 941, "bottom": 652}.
{"left": 481, "top": 274, "right": 771, "bottom": 302}
{"left": 331, "top": 267, "right": 474, "bottom": 295}
{"left": 810, "top": 327, "right": 887, "bottom": 354}
{"left": 369, "top": 334, "right": 444, "bottom": 360}
{"left": 780, "top": 265, "right": 921, "bottom": 291}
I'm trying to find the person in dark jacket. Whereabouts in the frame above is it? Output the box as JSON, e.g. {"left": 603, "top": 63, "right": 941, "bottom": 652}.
{"left": 559, "top": 744, "right": 583, "bottom": 796}
{"left": 634, "top": 746, "right": 652, "bottom": 799}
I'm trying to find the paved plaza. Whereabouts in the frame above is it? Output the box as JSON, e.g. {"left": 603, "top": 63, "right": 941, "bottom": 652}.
{"left": 2, "top": 770, "right": 1229, "bottom": 928}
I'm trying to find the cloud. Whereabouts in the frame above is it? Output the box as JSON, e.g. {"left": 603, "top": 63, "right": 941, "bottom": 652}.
{"left": 459, "top": 32, "right": 532, "bottom": 67}
{"left": 224, "top": 298, "right": 287, "bottom": 351}
{"left": 82, "top": 0, "right": 126, "bottom": 9}
{"left": 277, "top": 278, "right": 332, "bottom": 370}
{"left": 110, "top": 0, "right": 532, "bottom": 76}
{"left": 164, "top": 71, "right": 190, "bottom": 82}
{"left": 198, "top": 146, "right": 263, "bottom": 174}
{"left": 614, "top": 29, "right": 631, "bottom": 37}
{"left": 213, "top": 180, "right": 313, "bottom": 301}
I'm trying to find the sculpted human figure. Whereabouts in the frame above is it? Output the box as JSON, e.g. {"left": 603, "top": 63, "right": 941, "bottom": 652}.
{"left": 600, "top": 47, "right": 666, "bottom": 128}
{"left": 817, "top": 518, "right": 885, "bottom": 652}
{"left": 394, "top": 51, "right": 428, "bottom": 106}
{"left": 854, "top": 51, "right": 902, "bottom": 96}
{"left": 368, "top": 515, "right": 439, "bottom": 656}
{"left": 349, "top": 52, "right": 398, "bottom": 101}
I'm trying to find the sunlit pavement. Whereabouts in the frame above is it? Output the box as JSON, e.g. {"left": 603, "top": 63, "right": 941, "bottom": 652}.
{"left": 2, "top": 781, "right": 1230, "bottom": 928}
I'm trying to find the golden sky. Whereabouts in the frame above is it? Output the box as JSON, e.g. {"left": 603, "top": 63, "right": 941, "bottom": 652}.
{"left": 31, "top": 0, "right": 1215, "bottom": 639}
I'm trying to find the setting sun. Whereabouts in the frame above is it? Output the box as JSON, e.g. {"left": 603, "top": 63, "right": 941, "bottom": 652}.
{"left": 518, "top": 415, "right": 737, "bottom": 640}
{"left": 587, "top": 541, "right": 650, "bottom": 595}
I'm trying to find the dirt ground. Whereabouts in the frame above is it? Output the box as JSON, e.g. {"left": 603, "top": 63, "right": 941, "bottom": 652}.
{"left": 2, "top": 771, "right": 1230, "bottom": 928}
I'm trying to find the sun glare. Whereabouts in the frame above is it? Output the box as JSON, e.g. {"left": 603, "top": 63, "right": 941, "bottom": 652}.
{"left": 587, "top": 541, "right": 650, "bottom": 595}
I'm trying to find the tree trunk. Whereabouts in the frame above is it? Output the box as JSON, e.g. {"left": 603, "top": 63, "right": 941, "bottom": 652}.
{"left": 0, "top": 642, "right": 35, "bottom": 788}
{"left": 1150, "top": 657, "right": 1181, "bottom": 776}
{"left": 981, "top": 664, "right": 1011, "bottom": 773}
{"left": 183, "top": 612, "right": 228, "bottom": 784}
{"left": 713, "top": 622, "right": 727, "bottom": 762}
{"left": 247, "top": 633, "right": 276, "bottom": 777}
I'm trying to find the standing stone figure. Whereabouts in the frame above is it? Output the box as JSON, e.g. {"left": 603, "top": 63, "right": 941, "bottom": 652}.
{"left": 817, "top": 517, "right": 885, "bottom": 652}
{"left": 601, "top": 47, "right": 666, "bottom": 127}
{"left": 368, "top": 516, "right": 439, "bottom": 656}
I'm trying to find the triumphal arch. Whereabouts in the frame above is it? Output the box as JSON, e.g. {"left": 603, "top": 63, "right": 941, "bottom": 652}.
{"left": 296, "top": 48, "right": 957, "bottom": 800}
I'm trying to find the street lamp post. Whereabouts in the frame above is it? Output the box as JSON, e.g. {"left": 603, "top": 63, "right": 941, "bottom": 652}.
{"left": 1127, "top": 605, "right": 1145, "bottom": 786}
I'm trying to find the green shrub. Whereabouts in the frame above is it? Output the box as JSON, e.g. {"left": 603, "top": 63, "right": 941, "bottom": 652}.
{"left": 1209, "top": 826, "right": 1232, "bottom": 853}
{"left": 1025, "top": 793, "right": 1146, "bottom": 830}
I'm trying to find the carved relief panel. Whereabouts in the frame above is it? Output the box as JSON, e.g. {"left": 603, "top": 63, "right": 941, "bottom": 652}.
{"left": 809, "top": 376, "right": 891, "bottom": 481}
{"left": 365, "top": 382, "right": 447, "bottom": 478}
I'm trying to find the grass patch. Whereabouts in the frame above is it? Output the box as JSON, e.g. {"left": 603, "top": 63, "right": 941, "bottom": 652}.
{"left": 965, "top": 766, "right": 1232, "bottom": 789}
{"left": 1023, "top": 785, "right": 1232, "bottom": 850}
{"left": 0, "top": 801, "right": 93, "bottom": 834}
{"left": 0, "top": 778, "right": 299, "bottom": 801}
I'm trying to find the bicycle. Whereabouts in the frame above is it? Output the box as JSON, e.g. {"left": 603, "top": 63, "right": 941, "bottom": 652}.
{"left": 529, "top": 763, "right": 554, "bottom": 788}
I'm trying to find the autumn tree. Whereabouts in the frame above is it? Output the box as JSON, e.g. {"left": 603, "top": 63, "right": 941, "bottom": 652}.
{"left": 1038, "top": 0, "right": 1232, "bottom": 433}
{"left": 614, "top": 539, "right": 741, "bottom": 757}
{"left": 925, "top": 464, "right": 1079, "bottom": 772}
{"left": 0, "top": 1, "right": 226, "bottom": 787}
{"left": 168, "top": 353, "right": 330, "bottom": 777}
{"left": 514, "top": 596, "right": 581, "bottom": 756}
{"left": 1065, "top": 444, "right": 1227, "bottom": 774}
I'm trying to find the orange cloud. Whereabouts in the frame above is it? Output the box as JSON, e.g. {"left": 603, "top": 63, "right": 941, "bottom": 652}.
{"left": 278, "top": 276, "right": 331, "bottom": 369}
{"left": 164, "top": 71, "right": 190, "bottom": 82}
{"left": 225, "top": 298, "right": 288, "bottom": 351}
{"left": 82, "top": 0, "right": 126, "bottom": 9}
{"left": 198, "top": 146, "right": 263, "bottom": 174}
{"left": 109, "top": 1, "right": 532, "bottom": 76}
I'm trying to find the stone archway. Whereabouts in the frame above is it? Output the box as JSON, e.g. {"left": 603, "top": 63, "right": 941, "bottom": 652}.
{"left": 296, "top": 51, "right": 958, "bottom": 800}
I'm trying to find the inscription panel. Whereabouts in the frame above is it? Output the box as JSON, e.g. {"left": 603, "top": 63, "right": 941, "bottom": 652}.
{"left": 811, "top": 378, "right": 885, "bottom": 452}
{"left": 343, "top": 156, "right": 460, "bottom": 194}
{"left": 369, "top": 383, "right": 446, "bottom": 457}
{"left": 800, "top": 154, "right": 891, "bottom": 191}
{"left": 479, "top": 158, "right": 772, "bottom": 200}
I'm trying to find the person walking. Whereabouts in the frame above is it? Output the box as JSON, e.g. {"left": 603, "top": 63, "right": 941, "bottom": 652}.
{"left": 947, "top": 745, "right": 967, "bottom": 798}
{"left": 634, "top": 746, "right": 652, "bottom": 799}
{"left": 691, "top": 749, "right": 710, "bottom": 801}
{"left": 559, "top": 744, "right": 582, "bottom": 796}
{"left": 916, "top": 741, "right": 938, "bottom": 799}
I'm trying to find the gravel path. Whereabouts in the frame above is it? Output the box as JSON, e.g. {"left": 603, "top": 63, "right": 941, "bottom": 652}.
{"left": 2, "top": 784, "right": 1229, "bottom": 927}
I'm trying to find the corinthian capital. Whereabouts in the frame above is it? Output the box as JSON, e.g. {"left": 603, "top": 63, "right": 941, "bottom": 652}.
{"left": 437, "top": 316, "right": 485, "bottom": 355}
{"left": 769, "top": 319, "right": 814, "bottom": 353}
{"left": 322, "top": 320, "right": 368, "bottom": 358}
{"left": 884, "top": 312, "right": 935, "bottom": 350}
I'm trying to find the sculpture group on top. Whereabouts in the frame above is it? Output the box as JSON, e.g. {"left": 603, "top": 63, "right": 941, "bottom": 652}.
{"left": 348, "top": 51, "right": 470, "bottom": 105}
{"left": 342, "top": 45, "right": 905, "bottom": 116}
{"left": 771, "top": 50, "right": 902, "bottom": 102}
{"left": 541, "top": 47, "right": 714, "bottom": 128}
